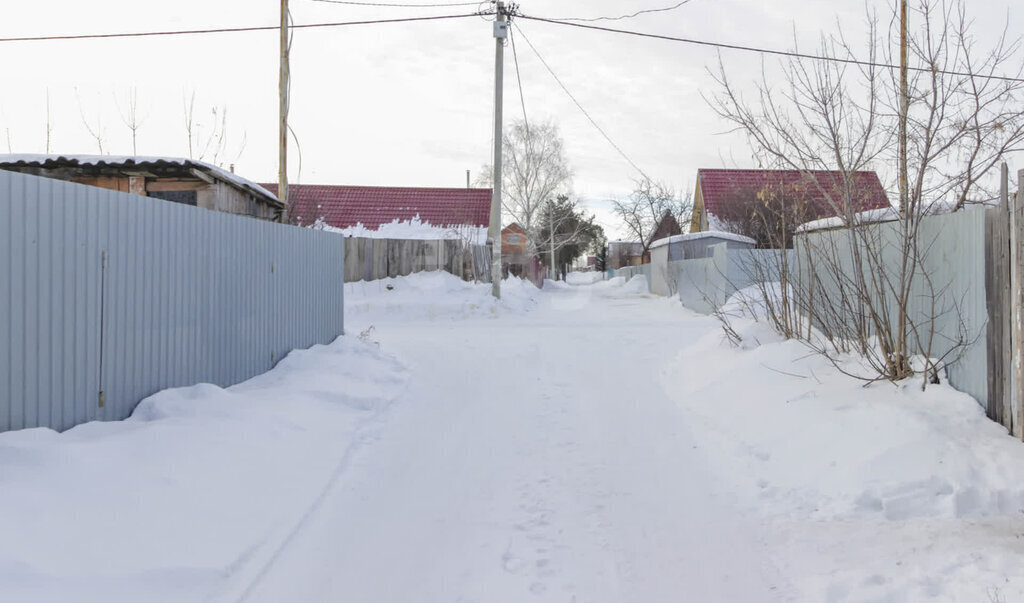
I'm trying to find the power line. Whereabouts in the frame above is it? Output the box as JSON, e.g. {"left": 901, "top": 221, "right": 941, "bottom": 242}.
{"left": 508, "top": 26, "right": 530, "bottom": 135}
{"left": 512, "top": 22, "right": 652, "bottom": 182}
{"left": 310, "top": 0, "right": 483, "bottom": 7}
{"left": 544, "top": 0, "right": 694, "bottom": 23}
{"left": 0, "top": 13, "right": 490, "bottom": 43}
{"left": 516, "top": 14, "right": 1024, "bottom": 85}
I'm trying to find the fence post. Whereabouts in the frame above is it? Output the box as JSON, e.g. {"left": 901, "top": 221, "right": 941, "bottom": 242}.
{"left": 1013, "top": 169, "right": 1024, "bottom": 439}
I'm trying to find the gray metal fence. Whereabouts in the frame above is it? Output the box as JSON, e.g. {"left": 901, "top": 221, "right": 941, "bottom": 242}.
{"left": 0, "top": 170, "right": 345, "bottom": 433}
{"left": 794, "top": 208, "right": 992, "bottom": 415}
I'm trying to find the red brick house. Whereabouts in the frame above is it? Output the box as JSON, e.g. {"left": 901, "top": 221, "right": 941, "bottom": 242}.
{"left": 690, "top": 169, "right": 890, "bottom": 234}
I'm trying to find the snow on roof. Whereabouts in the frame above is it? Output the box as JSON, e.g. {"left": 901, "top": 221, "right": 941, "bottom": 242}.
{"left": 262, "top": 183, "right": 492, "bottom": 230}
{"left": 650, "top": 230, "right": 756, "bottom": 250}
{"left": 313, "top": 215, "right": 488, "bottom": 244}
{"left": 0, "top": 154, "right": 282, "bottom": 207}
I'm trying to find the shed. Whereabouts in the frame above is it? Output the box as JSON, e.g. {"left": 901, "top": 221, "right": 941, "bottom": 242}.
{"left": 0, "top": 154, "right": 283, "bottom": 221}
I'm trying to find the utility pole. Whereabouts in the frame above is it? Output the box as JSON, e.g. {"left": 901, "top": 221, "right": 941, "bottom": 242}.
{"left": 898, "top": 0, "right": 908, "bottom": 217}
{"left": 489, "top": 2, "right": 508, "bottom": 298}
{"left": 279, "top": 0, "right": 290, "bottom": 222}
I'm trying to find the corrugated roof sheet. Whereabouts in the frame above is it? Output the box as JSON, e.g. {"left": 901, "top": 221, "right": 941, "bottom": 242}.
{"left": 698, "top": 169, "right": 891, "bottom": 222}
{"left": 0, "top": 154, "right": 282, "bottom": 208}
{"left": 264, "top": 184, "right": 492, "bottom": 230}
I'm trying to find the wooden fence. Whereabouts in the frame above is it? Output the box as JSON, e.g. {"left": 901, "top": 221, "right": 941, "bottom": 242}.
{"left": 343, "top": 237, "right": 491, "bottom": 283}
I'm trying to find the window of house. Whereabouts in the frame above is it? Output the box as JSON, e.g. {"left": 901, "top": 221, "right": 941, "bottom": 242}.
{"left": 149, "top": 190, "right": 198, "bottom": 206}
{"left": 507, "top": 234, "right": 521, "bottom": 245}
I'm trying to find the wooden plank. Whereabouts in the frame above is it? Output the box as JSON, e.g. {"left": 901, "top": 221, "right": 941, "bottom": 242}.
{"left": 372, "top": 239, "right": 388, "bottom": 280}
{"left": 985, "top": 206, "right": 1010, "bottom": 427}
{"left": 145, "top": 179, "right": 207, "bottom": 192}
{"left": 343, "top": 237, "right": 362, "bottom": 283}
{"left": 1016, "top": 170, "right": 1024, "bottom": 439}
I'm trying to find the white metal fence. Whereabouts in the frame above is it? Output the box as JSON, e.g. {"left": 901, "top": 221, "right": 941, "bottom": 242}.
{"left": 0, "top": 170, "right": 345, "bottom": 433}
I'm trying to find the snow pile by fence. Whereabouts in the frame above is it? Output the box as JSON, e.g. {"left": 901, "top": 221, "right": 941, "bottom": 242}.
{"left": 664, "top": 286, "right": 1024, "bottom": 522}
{"left": 0, "top": 336, "right": 409, "bottom": 601}
{"left": 344, "top": 271, "right": 538, "bottom": 324}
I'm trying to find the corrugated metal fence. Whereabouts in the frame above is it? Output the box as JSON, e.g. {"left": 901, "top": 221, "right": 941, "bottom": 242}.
{"left": 794, "top": 208, "right": 993, "bottom": 416}
{"left": 0, "top": 170, "right": 345, "bottom": 433}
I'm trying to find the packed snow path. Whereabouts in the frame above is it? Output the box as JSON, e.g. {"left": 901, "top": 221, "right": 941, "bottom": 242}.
{"left": 241, "top": 285, "right": 787, "bottom": 602}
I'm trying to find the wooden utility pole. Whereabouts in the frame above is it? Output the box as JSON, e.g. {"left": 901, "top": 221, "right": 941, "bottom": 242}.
{"left": 898, "top": 0, "right": 909, "bottom": 217}
{"left": 489, "top": 2, "right": 507, "bottom": 298}
{"left": 279, "top": 0, "right": 290, "bottom": 222}
{"left": 1014, "top": 168, "right": 1024, "bottom": 439}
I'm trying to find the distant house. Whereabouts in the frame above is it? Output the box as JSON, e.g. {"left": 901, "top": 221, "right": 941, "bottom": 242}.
{"left": 0, "top": 155, "right": 283, "bottom": 220}
{"left": 501, "top": 222, "right": 533, "bottom": 276}
{"left": 690, "top": 168, "right": 890, "bottom": 234}
{"left": 643, "top": 211, "right": 683, "bottom": 262}
{"left": 262, "top": 184, "right": 492, "bottom": 241}
{"left": 608, "top": 241, "right": 644, "bottom": 269}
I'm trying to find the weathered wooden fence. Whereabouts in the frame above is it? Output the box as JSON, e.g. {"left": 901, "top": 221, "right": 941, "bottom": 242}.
{"left": 343, "top": 237, "right": 491, "bottom": 283}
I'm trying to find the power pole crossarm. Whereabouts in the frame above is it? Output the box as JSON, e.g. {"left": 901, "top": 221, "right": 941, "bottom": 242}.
{"left": 489, "top": 2, "right": 508, "bottom": 298}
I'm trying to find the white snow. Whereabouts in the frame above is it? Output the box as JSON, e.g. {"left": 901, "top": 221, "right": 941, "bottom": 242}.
{"left": 312, "top": 215, "right": 489, "bottom": 244}
{"left": 565, "top": 271, "right": 604, "bottom": 285}
{"left": 649, "top": 230, "right": 756, "bottom": 249}
{"left": 1, "top": 272, "right": 1023, "bottom": 601}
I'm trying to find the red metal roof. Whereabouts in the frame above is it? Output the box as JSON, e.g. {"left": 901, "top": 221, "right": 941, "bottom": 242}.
{"left": 697, "top": 169, "right": 891, "bottom": 222}
{"left": 262, "top": 184, "right": 492, "bottom": 229}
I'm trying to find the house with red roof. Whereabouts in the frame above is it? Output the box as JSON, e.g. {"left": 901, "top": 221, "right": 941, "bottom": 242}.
{"left": 262, "top": 184, "right": 492, "bottom": 236}
{"left": 689, "top": 169, "right": 891, "bottom": 235}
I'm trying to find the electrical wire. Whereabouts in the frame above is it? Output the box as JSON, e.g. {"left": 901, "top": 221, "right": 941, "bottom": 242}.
{"left": 512, "top": 22, "right": 652, "bottom": 181}
{"left": 310, "top": 0, "right": 482, "bottom": 6}
{"left": 508, "top": 25, "right": 530, "bottom": 136}
{"left": 544, "top": 0, "right": 694, "bottom": 23}
{"left": 0, "top": 13, "right": 491, "bottom": 43}
{"left": 516, "top": 14, "right": 1024, "bottom": 84}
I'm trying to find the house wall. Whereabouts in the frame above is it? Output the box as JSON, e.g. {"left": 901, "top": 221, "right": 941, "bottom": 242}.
{"left": 0, "top": 170, "right": 344, "bottom": 434}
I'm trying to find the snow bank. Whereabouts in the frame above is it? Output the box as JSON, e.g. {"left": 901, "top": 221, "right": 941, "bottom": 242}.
{"left": 663, "top": 290, "right": 1024, "bottom": 523}
{"left": 0, "top": 336, "right": 409, "bottom": 602}
{"left": 344, "top": 271, "right": 538, "bottom": 325}
{"left": 312, "top": 215, "right": 488, "bottom": 244}
{"left": 565, "top": 271, "right": 603, "bottom": 285}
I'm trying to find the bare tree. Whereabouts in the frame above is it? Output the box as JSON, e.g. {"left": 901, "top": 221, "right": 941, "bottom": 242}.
{"left": 477, "top": 118, "right": 572, "bottom": 247}
{"left": 611, "top": 178, "right": 693, "bottom": 258}
{"left": 75, "top": 88, "right": 106, "bottom": 155}
{"left": 182, "top": 91, "right": 242, "bottom": 166}
{"left": 116, "top": 87, "right": 146, "bottom": 156}
{"left": 708, "top": 0, "right": 1023, "bottom": 383}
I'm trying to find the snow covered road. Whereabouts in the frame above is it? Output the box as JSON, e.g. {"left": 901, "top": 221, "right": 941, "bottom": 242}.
{"left": 3, "top": 272, "right": 1024, "bottom": 602}
{"left": 242, "top": 284, "right": 787, "bottom": 602}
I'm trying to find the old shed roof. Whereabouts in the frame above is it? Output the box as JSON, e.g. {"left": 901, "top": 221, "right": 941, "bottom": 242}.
{"left": 697, "top": 169, "right": 890, "bottom": 224}
{"left": 263, "top": 184, "right": 492, "bottom": 230}
{"left": 0, "top": 154, "right": 283, "bottom": 208}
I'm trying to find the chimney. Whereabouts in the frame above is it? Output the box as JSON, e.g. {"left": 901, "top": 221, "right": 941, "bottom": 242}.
{"left": 229, "top": 163, "right": 236, "bottom": 173}
{"left": 466, "top": 169, "right": 470, "bottom": 188}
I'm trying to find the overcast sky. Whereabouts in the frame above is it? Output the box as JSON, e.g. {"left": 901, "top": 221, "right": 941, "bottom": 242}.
{"left": 1, "top": 0, "right": 1021, "bottom": 238}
